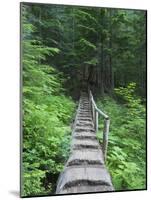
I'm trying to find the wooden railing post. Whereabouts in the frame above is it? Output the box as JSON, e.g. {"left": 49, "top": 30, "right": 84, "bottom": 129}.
{"left": 91, "top": 98, "right": 95, "bottom": 123}
{"left": 95, "top": 111, "right": 98, "bottom": 133}
{"left": 92, "top": 104, "right": 94, "bottom": 122}
{"left": 88, "top": 89, "right": 110, "bottom": 161}
{"left": 103, "top": 118, "right": 110, "bottom": 161}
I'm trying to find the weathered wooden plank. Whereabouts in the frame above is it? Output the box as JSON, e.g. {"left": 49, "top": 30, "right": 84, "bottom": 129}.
{"left": 55, "top": 91, "right": 114, "bottom": 195}
{"left": 58, "top": 185, "right": 114, "bottom": 194}
{"left": 73, "top": 131, "right": 96, "bottom": 140}
{"left": 74, "top": 126, "right": 95, "bottom": 133}
{"left": 78, "top": 110, "right": 91, "bottom": 113}
{"left": 78, "top": 113, "right": 92, "bottom": 117}
{"left": 71, "top": 138, "right": 100, "bottom": 150}
{"left": 76, "top": 117, "right": 92, "bottom": 121}
{"left": 56, "top": 166, "right": 113, "bottom": 194}
{"left": 76, "top": 120, "right": 94, "bottom": 126}
{"left": 76, "top": 124, "right": 94, "bottom": 129}
{"left": 66, "top": 149, "right": 104, "bottom": 166}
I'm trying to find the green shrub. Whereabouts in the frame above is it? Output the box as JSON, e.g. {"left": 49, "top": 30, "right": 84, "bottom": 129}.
{"left": 22, "top": 15, "right": 76, "bottom": 196}
{"left": 97, "top": 83, "right": 146, "bottom": 190}
{"left": 22, "top": 96, "right": 75, "bottom": 196}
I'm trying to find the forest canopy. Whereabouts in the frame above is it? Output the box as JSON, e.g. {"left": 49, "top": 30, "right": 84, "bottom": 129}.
{"left": 21, "top": 3, "right": 146, "bottom": 197}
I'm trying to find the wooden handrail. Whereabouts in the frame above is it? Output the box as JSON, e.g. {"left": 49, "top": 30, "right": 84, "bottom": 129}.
{"left": 88, "top": 89, "right": 110, "bottom": 161}
{"left": 89, "top": 91, "right": 109, "bottom": 119}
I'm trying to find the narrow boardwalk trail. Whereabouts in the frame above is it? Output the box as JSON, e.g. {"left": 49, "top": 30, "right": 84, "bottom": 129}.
{"left": 56, "top": 91, "right": 114, "bottom": 194}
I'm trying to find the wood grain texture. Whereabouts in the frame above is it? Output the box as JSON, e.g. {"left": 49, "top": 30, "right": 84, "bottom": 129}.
{"left": 56, "top": 91, "right": 114, "bottom": 194}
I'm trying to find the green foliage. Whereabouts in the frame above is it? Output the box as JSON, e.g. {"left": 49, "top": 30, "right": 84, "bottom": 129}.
{"left": 77, "top": 24, "right": 97, "bottom": 34}
{"left": 97, "top": 83, "right": 146, "bottom": 190}
{"left": 79, "top": 38, "right": 97, "bottom": 50}
{"left": 84, "top": 58, "right": 98, "bottom": 66}
{"left": 22, "top": 167, "right": 46, "bottom": 196}
{"left": 23, "top": 96, "right": 75, "bottom": 196}
{"left": 75, "top": 9, "right": 97, "bottom": 23}
{"left": 22, "top": 6, "right": 76, "bottom": 196}
{"left": 21, "top": 3, "right": 146, "bottom": 196}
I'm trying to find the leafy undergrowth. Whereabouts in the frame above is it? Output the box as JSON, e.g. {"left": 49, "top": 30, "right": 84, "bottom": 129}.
{"left": 97, "top": 83, "right": 146, "bottom": 190}
{"left": 23, "top": 96, "right": 75, "bottom": 196}
{"left": 22, "top": 14, "right": 76, "bottom": 196}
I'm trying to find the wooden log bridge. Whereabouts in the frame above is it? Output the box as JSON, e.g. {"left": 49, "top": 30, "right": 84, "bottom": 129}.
{"left": 56, "top": 90, "right": 114, "bottom": 194}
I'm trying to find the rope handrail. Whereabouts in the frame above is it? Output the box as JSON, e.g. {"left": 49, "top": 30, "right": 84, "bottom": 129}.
{"left": 88, "top": 89, "right": 110, "bottom": 161}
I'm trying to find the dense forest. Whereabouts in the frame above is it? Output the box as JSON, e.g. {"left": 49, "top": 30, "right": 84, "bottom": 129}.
{"left": 21, "top": 3, "right": 146, "bottom": 196}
